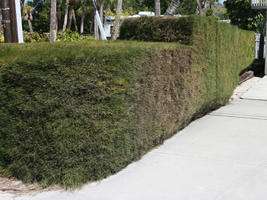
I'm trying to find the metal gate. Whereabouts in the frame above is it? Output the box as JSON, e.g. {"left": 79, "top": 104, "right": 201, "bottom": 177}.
{"left": 255, "top": 33, "right": 266, "bottom": 59}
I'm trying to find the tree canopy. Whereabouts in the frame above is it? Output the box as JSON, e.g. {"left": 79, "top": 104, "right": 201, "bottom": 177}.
{"left": 224, "top": 0, "right": 263, "bottom": 32}
{"left": 23, "top": 0, "right": 203, "bottom": 34}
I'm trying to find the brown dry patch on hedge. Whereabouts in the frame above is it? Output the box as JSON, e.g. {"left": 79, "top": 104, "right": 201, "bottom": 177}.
{"left": 136, "top": 49, "right": 196, "bottom": 146}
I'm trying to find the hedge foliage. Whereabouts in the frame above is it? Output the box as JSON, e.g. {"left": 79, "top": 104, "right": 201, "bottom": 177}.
{"left": 0, "top": 17, "right": 254, "bottom": 188}
{"left": 119, "top": 16, "right": 194, "bottom": 44}
{"left": 120, "top": 16, "right": 254, "bottom": 105}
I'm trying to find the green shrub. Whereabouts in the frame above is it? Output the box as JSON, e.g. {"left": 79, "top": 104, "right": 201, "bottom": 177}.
{"left": 56, "top": 30, "right": 82, "bottom": 41}
{"left": 81, "top": 35, "right": 95, "bottom": 40}
{"left": 206, "top": 8, "right": 213, "bottom": 16}
{"left": 23, "top": 31, "right": 50, "bottom": 43}
{"left": 0, "top": 32, "right": 4, "bottom": 43}
{"left": 23, "top": 30, "right": 94, "bottom": 43}
{"left": 0, "top": 17, "right": 254, "bottom": 188}
{"left": 57, "top": 30, "right": 95, "bottom": 42}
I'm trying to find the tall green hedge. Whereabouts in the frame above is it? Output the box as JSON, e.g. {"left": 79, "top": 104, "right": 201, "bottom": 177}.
{"left": 120, "top": 16, "right": 254, "bottom": 106}
{"left": 0, "top": 16, "right": 254, "bottom": 188}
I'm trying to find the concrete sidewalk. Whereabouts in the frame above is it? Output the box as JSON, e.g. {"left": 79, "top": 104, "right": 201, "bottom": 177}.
{"left": 2, "top": 76, "right": 267, "bottom": 200}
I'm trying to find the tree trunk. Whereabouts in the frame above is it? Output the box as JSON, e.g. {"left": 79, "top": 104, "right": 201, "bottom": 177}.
{"left": 111, "top": 0, "right": 123, "bottom": 40}
{"left": 50, "top": 0, "right": 57, "bottom": 42}
{"left": 100, "top": 0, "right": 103, "bottom": 22}
{"left": 62, "top": 0, "right": 69, "bottom": 31}
{"left": 202, "top": 0, "right": 206, "bottom": 9}
{"left": 90, "top": 18, "right": 93, "bottom": 34}
{"left": 57, "top": 3, "right": 61, "bottom": 29}
{"left": 196, "top": 0, "right": 204, "bottom": 16}
{"left": 155, "top": 0, "right": 160, "bottom": 16}
{"left": 209, "top": 0, "right": 214, "bottom": 9}
{"left": 21, "top": 0, "right": 25, "bottom": 16}
{"left": 164, "top": 0, "right": 180, "bottom": 16}
{"left": 80, "top": 8, "right": 85, "bottom": 34}
{"left": 27, "top": 19, "right": 33, "bottom": 34}
{"left": 67, "top": 5, "right": 73, "bottom": 29}
{"left": 94, "top": 15, "right": 99, "bottom": 40}
{"left": 99, "top": 0, "right": 103, "bottom": 39}
{"left": 72, "top": 8, "right": 78, "bottom": 32}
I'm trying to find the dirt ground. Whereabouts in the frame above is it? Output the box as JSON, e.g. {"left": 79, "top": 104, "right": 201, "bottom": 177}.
{"left": 0, "top": 175, "right": 62, "bottom": 197}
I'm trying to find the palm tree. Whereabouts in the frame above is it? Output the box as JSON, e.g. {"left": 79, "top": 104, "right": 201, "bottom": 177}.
{"left": 50, "top": 0, "right": 57, "bottom": 42}
{"left": 155, "top": 0, "right": 160, "bottom": 16}
{"left": 164, "top": 0, "right": 181, "bottom": 15}
{"left": 196, "top": 0, "right": 203, "bottom": 16}
{"left": 62, "top": 0, "right": 69, "bottom": 31}
{"left": 80, "top": 7, "right": 87, "bottom": 33}
{"left": 21, "top": 0, "right": 25, "bottom": 15}
{"left": 57, "top": 0, "right": 63, "bottom": 29}
{"left": 77, "top": 0, "right": 91, "bottom": 33}
{"left": 23, "top": 5, "right": 34, "bottom": 34}
{"left": 68, "top": 0, "right": 78, "bottom": 31}
{"left": 164, "top": 0, "right": 210, "bottom": 16}
{"left": 111, "top": 0, "right": 122, "bottom": 40}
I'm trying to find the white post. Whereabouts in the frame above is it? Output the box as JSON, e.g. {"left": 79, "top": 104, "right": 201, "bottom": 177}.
{"left": 15, "top": 0, "right": 23, "bottom": 43}
{"left": 265, "top": 10, "right": 267, "bottom": 74}
{"left": 92, "top": 0, "right": 107, "bottom": 40}
{"left": 95, "top": 10, "right": 107, "bottom": 40}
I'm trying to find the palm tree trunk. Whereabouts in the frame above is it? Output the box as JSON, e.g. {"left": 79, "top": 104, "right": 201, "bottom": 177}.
{"left": 21, "top": 0, "right": 25, "bottom": 15}
{"left": 50, "top": 0, "right": 57, "bottom": 42}
{"left": 90, "top": 18, "right": 93, "bottom": 33}
{"left": 27, "top": 19, "right": 33, "bottom": 34}
{"left": 196, "top": 0, "right": 204, "bottom": 16}
{"left": 80, "top": 8, "right": 86, "bottom": 34}
{"left": 202, "top": 0, "right": 206, "bottom": 9}
{"left": 111, "top": 0, "right": 122, "bottom": 40}
{"left": 155, "top": 0, "right": 160, "bottom": 16}
{"left": 99, "top": 0, "right": 103, "bottom": 22}
{"left": 99, "top": 0, "right": 103, "bottom": 39}
{"left": 67, "top": 5, "right": 73, "bottom": 29}
{"left": 72, "top": 8, "right": 78, "bottom": 32}
{"left": 164, "top": 0, "right": 180, "bottom": 16}
{"left": 57, "top": 3, "right": 61, "bottom": 29}
{"left": 62, "top": 0, "right": 69, "bottom": 31}
{"left": 94, "top": 15, "right": 99, "bottom": 40}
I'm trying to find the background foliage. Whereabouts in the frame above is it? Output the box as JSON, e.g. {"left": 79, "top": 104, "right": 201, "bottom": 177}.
{"left": 19, "top": 0, "right": 225, "bottom": 35}
{"left": 224, "top": 0, "right": 263, "bottom": 32}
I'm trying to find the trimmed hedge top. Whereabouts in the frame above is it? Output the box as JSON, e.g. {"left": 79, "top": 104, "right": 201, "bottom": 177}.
{"left": 119, "top": 16, "right": 194, "bottom": 44}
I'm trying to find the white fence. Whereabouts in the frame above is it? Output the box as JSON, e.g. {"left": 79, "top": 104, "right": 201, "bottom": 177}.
{"left": 251, "top": 0, "right": 267, "bottom": 8}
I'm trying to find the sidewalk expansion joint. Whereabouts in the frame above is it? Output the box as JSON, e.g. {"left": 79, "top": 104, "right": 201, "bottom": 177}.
{"left": 209, "top": 113, "right": 267, "bottom": 121}
{"left": 240, "top": 97, "right": 267, "bottom": 102}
